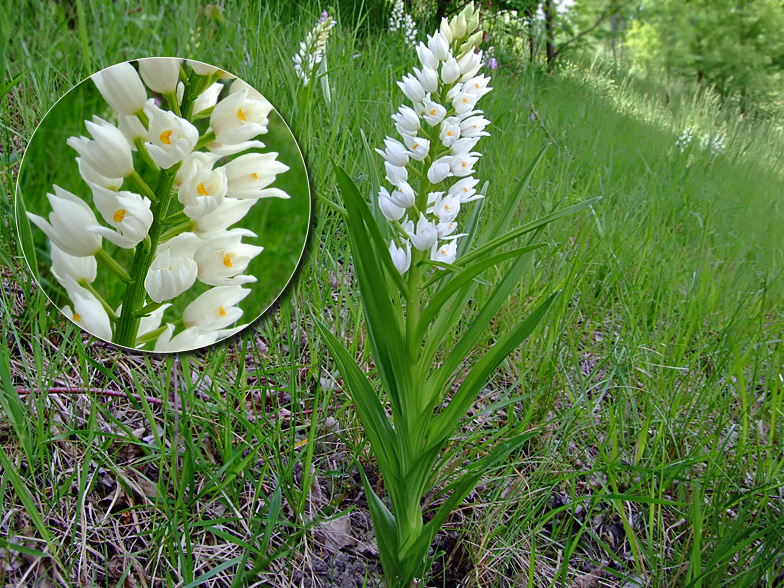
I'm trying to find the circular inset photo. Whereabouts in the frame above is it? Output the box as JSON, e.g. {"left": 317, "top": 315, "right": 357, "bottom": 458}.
{"left": 16, "top": 57, "right": 310, "bottom": 352}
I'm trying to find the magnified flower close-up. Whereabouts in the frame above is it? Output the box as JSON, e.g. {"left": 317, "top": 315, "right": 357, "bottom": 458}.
{"left": 17, "top": 57, "right": 310, "bottom": 352}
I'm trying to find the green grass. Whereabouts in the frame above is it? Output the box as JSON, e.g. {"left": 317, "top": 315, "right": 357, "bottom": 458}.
{"left": 1, "top": 1, "right": 782, "bottom": 586}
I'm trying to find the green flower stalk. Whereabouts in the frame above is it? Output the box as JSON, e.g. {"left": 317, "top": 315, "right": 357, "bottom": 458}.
{"left": 319, "top": 4, "right": 599, "bottom": 586}
{"left": 25, "top": 58, "right": 292, "bottom": 351}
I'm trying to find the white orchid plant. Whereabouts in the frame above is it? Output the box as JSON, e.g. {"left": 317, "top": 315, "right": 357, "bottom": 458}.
{"left": 24, "top": 58, "right": 292, "bottom": 352}
{"left": 318, "top": 4, "right": 597, "bottom": 586}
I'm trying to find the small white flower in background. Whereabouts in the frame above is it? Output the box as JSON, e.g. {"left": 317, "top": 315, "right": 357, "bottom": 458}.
{"left": 138, "top": 57, "right": 182, "bottom": 94}
{"left": 144, "top": 101, "right": 200, "bottom": 169}
{"left": 389, "top": 0, "right": 418, "bottom": 47}
{"left": 92, "top": 62, "right": 147, "bottom": 115}
{"left": 293, "top": 11, "right": 336, "bottom": 86}
{"left": 137, "top": 303, "right": 170, "bottom": 339}
{"left": 676, "top": 127, "right": 694, "bottom": 153}
{"left": 26, "top": 185, "right": 102, "bottom": 257}
{"left": 699, "top": 132, "right": 726, "bottom": 156}
{"left": 88, "top": 184, "right": 154, "bottom": 248}
{"left": 67, "top": 117, "right": 135, "bottom": 178}
{"left": 62, "top": 275, "right": 113, "bottom": 341}
{"left": 377, "top": 2, "right": 490, "bottom": 272}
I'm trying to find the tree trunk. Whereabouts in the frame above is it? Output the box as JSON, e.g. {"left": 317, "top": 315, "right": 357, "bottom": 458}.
{"left": 545, "top": 0, "right": 556, "bottom": 68}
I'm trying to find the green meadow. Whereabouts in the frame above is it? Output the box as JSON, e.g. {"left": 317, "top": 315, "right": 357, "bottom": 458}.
{"left": 0, "top": 1, "right": 782, "bottom": 587}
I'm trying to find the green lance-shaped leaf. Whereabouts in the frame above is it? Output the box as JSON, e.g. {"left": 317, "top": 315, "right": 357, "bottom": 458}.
{"left": 402, "top": 430, "right": 540, "bottom": 561}
{"left": 315, "top": 318, "right": 401, "bottom": 480}
{"left": 426, "top": 291, "right": 561, "bottom": 450}
{"left": 332, "top": 162, "right": 412, "bottom": 425}
{"left": 416, "top": 243, "right": 547, "bottom": 343}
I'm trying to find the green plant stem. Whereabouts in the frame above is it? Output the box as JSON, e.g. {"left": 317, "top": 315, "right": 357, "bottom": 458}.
{"left": 135, "top": 109, "right": 149, "bottom": 128}
{"left": 114, "top": 166, "right": 180, "bottom": 347}
{"left": 194, "top": 130, "right": 216, "bottom": 150}
{"left": 129, "top": 170, "right": 157, "bottom": 201}
{"left": 95, "top": 248, "right": 131, "bottom": 282}
{"left": 134, "top": 137, "right": 159, "bottom": 173}
{"left": 165, "top": 92, "right": 182, "bottom": 117}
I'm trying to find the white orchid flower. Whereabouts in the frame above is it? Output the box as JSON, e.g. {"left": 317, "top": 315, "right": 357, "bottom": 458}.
{"left": 389, "top": 240, "right": 412, "bottom": 274}
{"left": 222, "top": 152, "right": 290, "bottom": 200}
{"left": 459, "top": 115, "right": 490, "bottom": 138}
{"left": 62, "top": 275, "right": 112, "bottom": 340}
{"left": 177, "top": 157, "right": 228, "bottom": 219}
{"left": 427, "top": 158, "right": 452, "bottom": 184}
{"left": 118, "top": 113, "right": 149, "bottom": 146}
{"left": 138, "top": 57, "right": 181, "bottom": 94}
{"left": 137, "top": 303, "right": 171, "bottom": 339}
{"left": 406, "top": 213, "right": 438, "bottom": 251}
{"left": 441, "top": 56, "right": 460, "bottom": 84}
{"left": 389, "top": 182, "right": 416, "bottom": 208}
{"left": 210, "top": 87, "right": 273, "bottom": 145}
{"left": 191, "top": 197, "right": 256, "bottom": 236}
{"left": 154, "top": 324, "right": 218, "bottom": 353}
{"left": 88, "top": 184, "right": 154, "bottom": 248}
{"left": 144, "top": 248, "right": 198, "bottom": 303}
{"left": 379, "top": 187, "right": 406, "bottom": 221}
{"left": 375, "top": 137, "right": 410, "bottom": 167}
{"left": 92, "top": 62, "right": 147, "bottom": 115}
{"left": 392, "top": 105, "right": 421, "bottom": 136}
{"left": 430, "top": 239, "right": 458, "bottom": 265}
{"left": 194, "top": 229, "right": 263, "bottom": 286}
{"left": 458, "top": 52, "right": 483, "bottom": 81}
{"left": 187, "top": 60, "right": 218, "bottom": 76}
{"left": 415, "top": 42, "right": 439, "bottom": 70}
{"left": 439, "top": 118, "right": 461, "bottom": 147}
{"left": 76, "top": 157, "right": 123, "bottom": 190}
{"left": 206, "top": 139, "right": 267, "bottom": 156}
{"left": 66, "top": 118, "right": 134, "bottom": 178}
{"left": 432, "top": 193, "right": 460, "bottom": 223}
{"left": 401, "top": 135, "right": 430, "bottom": 161}
{"left": 414, "top": 66, "right": 439, "bottom": 94}
{"left": 144, "top": 101, "right": 199, "bottom": 169}
{"left": 397, "top": 74, "right": 426, "bottom": 103}
{"left": 50, "top": 242, "right": 97, "bottom": 287}
{"left": 385, "top": 161, "right": 408, "bottom": 187}
{"left": 422, "top": 98, "right": 446, "bottom": 126}
{"left": 26, "top": 185, "right": 102, "bottom": 257}
{"left": 450, "top": 153, "right": 479, "bottom": 177}
{"left": 193, "top": 82, "right": 224, "bottom": 114}
{"left": 183, "top": 285, "right": 251, "bottom": 331}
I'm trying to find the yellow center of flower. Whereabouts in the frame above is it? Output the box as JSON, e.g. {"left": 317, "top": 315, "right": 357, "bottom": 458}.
{"left": 160, "top": 130, "right": 172, "bottom": 145}
{"left": 473, "top": 124, "right": 478, "bottom": 128}
{"left": 462, "top": 161, "right": 467, "bottom": 167}
{"left": 73, "top": 313, "right": 82, "bottom": 322}
{"left": 113, "top": 209, "right": 126, "bottom": 223}
{"left": 252, "top": 172, "right": 258, "bottom": 179}
{"left": 223, "top": 253, "right": 233, "bottom": 267}
{"left": 463, "top": 187, "right": 469, "bottom": 192}
{"left": 218, "top": 305, "right": 227, "bottom": 317}
{"left": 430, "top": 109, "right": 436, "bottom": 116}
{"left": 462, "top": 97, "right": 468, "bottom": 103}
{"left": 441, "top": 248, "right": 447, "bottom": 255}
{"left": 237, "top": 108, "right": 247, "bottom": 122}
{"left": 412, "top": 143, "right": 418, "bottom": 150}
{"left": 447, "top": 131, "right": 453, "bottom": 136}
{"left": 475, "top": 83, "right": 480, "bottom": 89}
{"left": 445, "top": 204, "right": 451, "bottom": 211}
{"left": 197, "top": 183, "right": 209, "bottom": 196}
